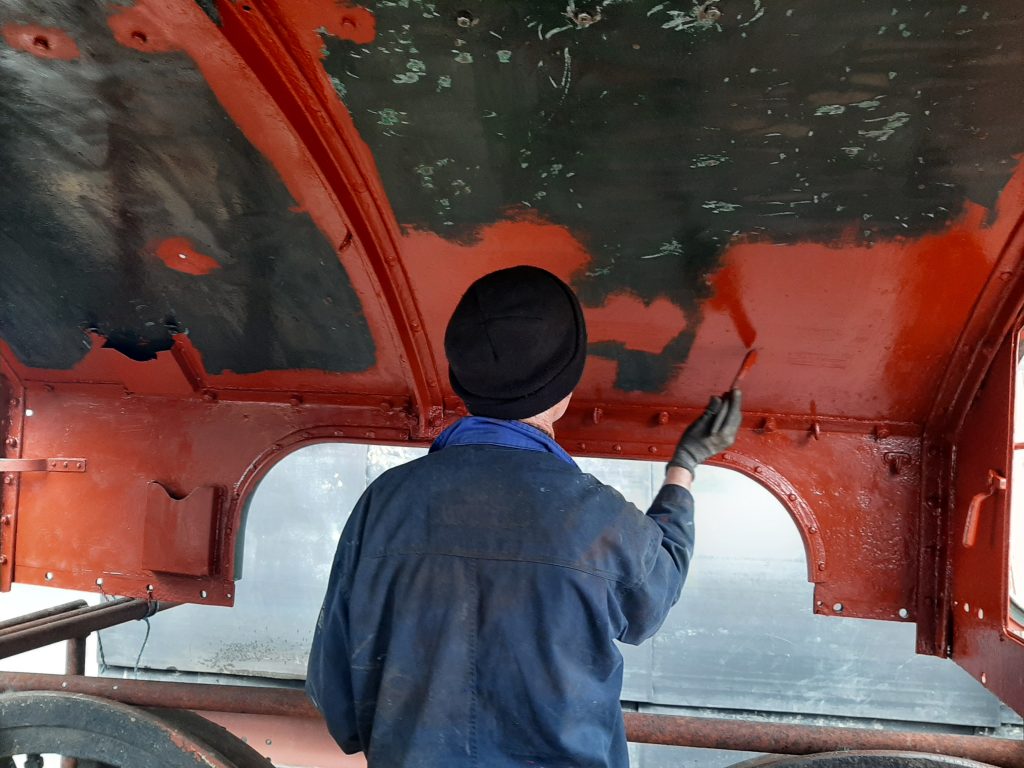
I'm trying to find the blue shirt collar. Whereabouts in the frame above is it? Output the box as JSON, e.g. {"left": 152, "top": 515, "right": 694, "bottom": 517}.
{"left": 430, "top": 416, "right": 578, "bottom": 468}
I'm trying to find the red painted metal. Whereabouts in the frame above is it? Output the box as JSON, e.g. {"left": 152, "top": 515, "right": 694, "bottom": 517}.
{"left": 0, "top": 0, "right": 1022, "bottom": 722}
{"left": 2, "top": 674, "right": 1022, "bottom": 768}
{"left": 0, "top": 459, "right": 86, "bottom": 473}
{"left": 946, "top": 331, "right": 1024, "bottom": 715}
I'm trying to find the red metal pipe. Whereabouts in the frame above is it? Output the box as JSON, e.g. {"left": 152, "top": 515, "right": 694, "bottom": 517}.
{"left": 0, "top": 673, "right": 1021, "bottom": 767}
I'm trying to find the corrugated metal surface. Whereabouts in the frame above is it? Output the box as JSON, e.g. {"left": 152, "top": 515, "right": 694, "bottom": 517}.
{"left": 102, "top": 444, "right": 1005, "bottom": 728}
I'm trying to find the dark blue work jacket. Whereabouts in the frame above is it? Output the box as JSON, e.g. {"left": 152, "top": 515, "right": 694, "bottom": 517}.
{"left": 306, "top": 418, "right": 694, "bottom": 767}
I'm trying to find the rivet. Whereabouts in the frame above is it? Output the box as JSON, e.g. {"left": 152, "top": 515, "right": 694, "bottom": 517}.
{"left": 760, "top": 417, "right": 777, "bottom": 433}
{"left": 3, "top": 476, "right": 12, "bottom": 485}
{"left": 44, "top": 571, "right": 53, "bottom": 581}
{"left": 271, "top": 444, "right": 282, "bottom": 452}
{"left": 0, "top": 555, "right": 8, "bottom": 565}
{"left": 146, "top": 584, "right": 154, "bottom": 592}
{"left": 578, "top": 442, "right": 586, "bottom": 450}
{"left": 981, "top": 672, "right": 987, "bottom": 685}
{"left": 200, "top": 590, "right": 208, "bottom": 599}
{"left": 817, "top": 561, "right": 825, "bottom": 570}
{"left": 833, "top": 602, "right": 843, "bottom": 612}
{"left": 999, "top": 271, "right": 1012, "bottom": 281}
{"left": 131, "top": 30, "right": 148, "bottom": 43}
{"left": 226, "top": 593, "right": 233, "bottom": 599}
{"left": 365, "top": 431, "right": 376, "bottom": 439}
{"left": 5, "top": 437, "right": 17, "bottom": 448}
{"left": 874, "top": 426, "right": 891, "bottom": 440}
{"left": 612, "top": 444, "right": 622, "bottom": 453}
{"left": 265, "top": 738, "right": 273, "bottom": 746}
{"left": 657, "top": 411, "right": 670, "bottom": 425}
{"left": 648, "top": 446, "right": 658, "bottom": 454}
{"left": 1, "top": 515, "right": 10, "bottom": 525}
{"left": 95, "top": 577, "right": 103, "bottom": 586}
{"left": 753, "top": 465, "right": 763, "bottom": 474}
{"left": 808, "top": 525, "right": 818, "bottom": 533}
{"left": 203, "top": 390, "right": 218, "bottom": 402}
{"left": 62, "top": 461, "right": 69, "bottom": 469}
{"left": 592, "top": 407, "right": 603, "bottom": 424}
{"left": 720, "top": 452, "right": 731, "bottom": 461}
{"left": 978, "top": 607, "right": 984, "bottom": 620}
{"left": 8, "top": 399, "right": 18, "bottom": 407}
{"left": 289, "top": 394, "right": 303, "bottom": 406}
{"left": 787, "top": 493, "right": 797, "bottom": 501}
{"left": 76, "top": 462, "right": 83, "bottom": 470}
{"left": 898, "top": 608, "right": 909, "bottom": 619}
{"left": 61, "top": 681, "right": 68, "bottom": 689}
{"left": 964, "top": 602, "right": 970, "bottom": 612}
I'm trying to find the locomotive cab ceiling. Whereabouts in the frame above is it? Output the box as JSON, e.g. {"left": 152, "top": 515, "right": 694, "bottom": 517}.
{"left": 0, "top": 0, "right": 1022, "bottom": 428}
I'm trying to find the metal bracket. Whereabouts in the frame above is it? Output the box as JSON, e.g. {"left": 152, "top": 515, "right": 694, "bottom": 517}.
{"left": 0, "top": 458, "right": 87, "bottom": 473}
{"left": 962, "top": 469, "right": 1007, "bottom": 548}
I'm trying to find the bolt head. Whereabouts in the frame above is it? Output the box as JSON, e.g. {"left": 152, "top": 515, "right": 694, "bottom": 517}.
{"left": 5, "top": 437, "right": 17, "bottom": 448}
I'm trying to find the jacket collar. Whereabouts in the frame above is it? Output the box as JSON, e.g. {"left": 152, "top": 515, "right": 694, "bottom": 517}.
{"left": 430, "top": 416, "right": 578, "bottom": 468}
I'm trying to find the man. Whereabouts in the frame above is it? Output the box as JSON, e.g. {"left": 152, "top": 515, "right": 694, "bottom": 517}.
{"left": 307, "top": 265, "right": 742, "bottom": 767}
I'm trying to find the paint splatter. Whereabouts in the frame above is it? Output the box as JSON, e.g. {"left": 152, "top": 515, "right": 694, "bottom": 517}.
{"left": 496, "top": 49, "right": 512, "bottom": 63}
{"left": 453, "top": 51, "right": 473, "bottom": 64}
{"left": 155, "top": 237, "right": 221, "bottom": 276}
{"left": 2, "top": 23, "right": 80, "bottom": 60}
{"left": 815, "top": 104, "right": 846, "bottom": 116}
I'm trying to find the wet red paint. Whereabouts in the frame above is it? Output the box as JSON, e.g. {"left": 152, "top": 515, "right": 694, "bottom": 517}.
{"left": 1, "top": 23, "right": 79, "bottom": 60}
{"left": 708, "top": 263, "right": 758, "bottom": 349}
{"left": 587, "top": 293, "right": 687, "bottom": 355}
{"left": 274, "top": 0, "right": 377, "bottom": 58}
{"left": 729, "top": 348, "right": 758, "bottom": 390}
{"left": 155, "top": 237, "right": 220, "bottom": 276}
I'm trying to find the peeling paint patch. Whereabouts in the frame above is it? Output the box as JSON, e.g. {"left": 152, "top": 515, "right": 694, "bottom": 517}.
{"left": 703, "top": 200, "right": 742, "bottom": 213}
{"left": 641, "top": 239, "right": 685, "bottom": 259}
{"left": 858, "top": 112, "right": 910, "bottom": 141}
{"left": 496, "top": 49, "right": 512, "bottom": 63}
{"left": 691, "top": 153, "right": 730, "bottom": 168}
{"left": 393, "top": 57, "right": 426, "bottom": 83}
{"left": 436, "top": 74, "right": 451, "bottom": 91}
{"left": 453, "top": 50, "right": 473, "bottom": 64}
{"left": 814, "top": 104, "right": 846, "bottom": 116}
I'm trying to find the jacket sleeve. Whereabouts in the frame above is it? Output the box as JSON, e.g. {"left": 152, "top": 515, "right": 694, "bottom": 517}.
{"left": 608, "top": 483, "right": 695, "bottom": 645}
{"left": 305, "top": 491, "right": 371, "bottom": 755}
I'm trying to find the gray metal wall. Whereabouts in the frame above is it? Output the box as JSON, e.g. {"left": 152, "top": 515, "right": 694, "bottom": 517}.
{"left": 101, "top": 444, "right": 1016, "bottom": 766}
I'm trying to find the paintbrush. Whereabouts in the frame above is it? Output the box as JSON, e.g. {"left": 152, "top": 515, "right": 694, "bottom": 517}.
{"left": 711, "top": 349, "right": 757, "bottom": 432}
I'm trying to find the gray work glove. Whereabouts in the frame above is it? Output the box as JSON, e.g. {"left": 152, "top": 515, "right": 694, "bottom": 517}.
{"left": 668, "top": 389, "right": 743, "bottom": 476}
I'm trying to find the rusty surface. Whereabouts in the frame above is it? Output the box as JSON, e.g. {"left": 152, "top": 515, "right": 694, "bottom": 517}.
{"left": 0, "top": 598, "right": 165, "bottom": 659}
{"left": 0, "top": 0, "right": 1022, "bottom": 719}
{"left": 2, "top": 674, "right": 1023, "bottom": 767}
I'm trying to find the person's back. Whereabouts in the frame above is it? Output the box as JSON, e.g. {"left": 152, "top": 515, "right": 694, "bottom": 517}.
{"left": 307, "top": 431, "right": 695, "bottom": 767}
{"left": 306, "top": 266, "right": 741, "bottom": 767}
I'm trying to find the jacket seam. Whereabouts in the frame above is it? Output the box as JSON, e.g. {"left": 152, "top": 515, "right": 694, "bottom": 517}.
{"left": 369, "top": 549, "right": 644, "bottom": 585}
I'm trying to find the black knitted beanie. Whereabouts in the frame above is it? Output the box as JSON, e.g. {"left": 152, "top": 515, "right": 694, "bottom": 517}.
{"left": 444, "top": 266, "right": 587, "bottom": 419}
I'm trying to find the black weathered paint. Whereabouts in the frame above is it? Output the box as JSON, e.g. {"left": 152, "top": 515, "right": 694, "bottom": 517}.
{"left": 327, "top": 0, "right": 1024, "bottom": 391}
{"left": 0, "top": 0, "right": 375, "bottom": 375}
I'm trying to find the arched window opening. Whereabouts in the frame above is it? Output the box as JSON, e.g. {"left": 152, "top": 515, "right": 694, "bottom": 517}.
{"left": 96, "top": 448, "right": 1013, "bottom": 767}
